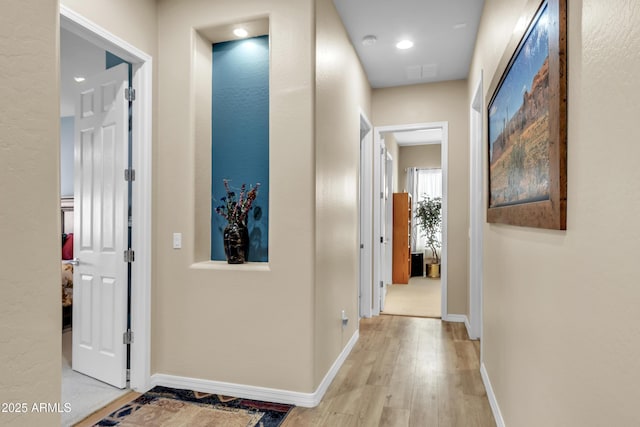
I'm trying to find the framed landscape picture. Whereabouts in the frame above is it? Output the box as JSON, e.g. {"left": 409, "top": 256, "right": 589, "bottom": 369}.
{"left": 487, "top": 0, "right": 567, "bottom": 229}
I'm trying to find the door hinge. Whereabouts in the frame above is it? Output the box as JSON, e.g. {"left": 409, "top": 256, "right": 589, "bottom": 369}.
{"left": 380, "top": 281, "right": 384, "bottom": 288}
{"left": 124, "top": 169, "right": 136, "bottom": 182}
{"left": 125, "top": 87, "right": 136, "bottom": 102}
{"left": 123, "top": 329, "right": 134, "bottom": 345}
{"left": 124, "top": 249, "right": 135, "bottom": 263}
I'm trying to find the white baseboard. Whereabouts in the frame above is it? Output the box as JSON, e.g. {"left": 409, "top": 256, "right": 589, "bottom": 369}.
{"left": 464, "top": 316, "right": 472, "bottom": 338}
{"left": 443, "top": 314, "right": 474, "bottom": 339}
{"left": 312, "top": 329, "right": 359, "bottom": 404}
{"left": 480, "top": 363, "right": 505, "bottom": 427}
{"left": 443, "top": 313, "right": 466, "bottom": 323}
{"left": 151, "top": 329, "right": 359, "bottom": 408}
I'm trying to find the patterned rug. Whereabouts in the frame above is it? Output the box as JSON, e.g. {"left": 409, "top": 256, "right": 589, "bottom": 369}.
{"left": 93, "top": 386, "right": 293, "bottom": 426}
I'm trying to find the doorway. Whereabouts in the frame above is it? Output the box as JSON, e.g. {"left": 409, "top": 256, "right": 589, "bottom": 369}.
{"left": 59, "top": 5, "right": 152, "bottom": 423}
{"left": 372, "top": 122, "right": 449, "bottom": 318}
{"left": 60, "top": 28, "right": 131, "bottom": 425}
{"left": 359, "top": 111, "right": 373, "bottom": 318}
{"left": 469, "top": 73, "right": 484, "bottom": 341}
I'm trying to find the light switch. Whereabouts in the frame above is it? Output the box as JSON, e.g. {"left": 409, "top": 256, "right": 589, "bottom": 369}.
{"left": 173, "top": 233, "right": 182, "bottom": 249}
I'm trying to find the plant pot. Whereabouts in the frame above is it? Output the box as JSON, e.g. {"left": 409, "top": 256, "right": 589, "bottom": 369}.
{"left": 426, "top": 262, "right": 440, "bottom": 278}
{"left": 223, "top": 222, "right": 249, "bottom": 264}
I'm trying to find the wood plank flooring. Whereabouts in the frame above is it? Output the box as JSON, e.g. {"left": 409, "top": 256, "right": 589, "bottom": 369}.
{"left": 283, "top": 316, "right": 495, "bottom": 426}
{"left": 74, "top": 316, "right": 494, "bottom": 427}
{"left": 73, "top": 391, "right": 140, "bottom": 427}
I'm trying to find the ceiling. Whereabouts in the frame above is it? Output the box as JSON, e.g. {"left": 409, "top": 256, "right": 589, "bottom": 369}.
{"left": 60, "top": 28, "right": 106, "bottom": 117}
{"left": 60, "top": 1, "right": 485, "bottom": 139}
{"left": 333, "top": 0, "right": 485, "bottom": 89}
{"left": 393, "top": 128, "right": 442, "bottom": 146}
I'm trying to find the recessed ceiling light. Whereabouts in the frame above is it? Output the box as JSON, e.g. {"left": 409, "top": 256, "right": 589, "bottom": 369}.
{"left": 362, "top": 35, "right": 377, "bottom": 46}
{"left": 396, "top": 40, "right": 414, "bottom": 50}
{"left": 233, "top": 28, "right": 249, "bottom": 38}
{"left": 73, "top": 76, "right": 85, "bottom": 83}
{"left": 453, "top": 23, "right": 468, "bottom": 30}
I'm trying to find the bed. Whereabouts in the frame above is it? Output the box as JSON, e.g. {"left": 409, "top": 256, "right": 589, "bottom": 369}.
{"left": 61, "top": 197, "right": 74, "bottom": 329}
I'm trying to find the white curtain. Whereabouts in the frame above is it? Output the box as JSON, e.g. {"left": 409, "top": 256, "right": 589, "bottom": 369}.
{"left": 406, "top": 168, "right": 442, "bottom": 253}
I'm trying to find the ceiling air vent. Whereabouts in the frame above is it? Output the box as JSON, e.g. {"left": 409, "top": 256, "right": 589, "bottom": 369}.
{"left": 406, "top": 64, "right": 438, "bottom": 80}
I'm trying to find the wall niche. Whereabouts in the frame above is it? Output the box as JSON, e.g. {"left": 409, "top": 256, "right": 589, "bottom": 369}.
{"left": 193, "top": 18, "right": 270, "bottom": 264}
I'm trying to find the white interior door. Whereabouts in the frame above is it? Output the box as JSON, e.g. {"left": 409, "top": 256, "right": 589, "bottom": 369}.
{"left": 384, "top": 153, "right": 393, "bottom": 286}
{"left": 72, "top": 63, "right": 129, "bottom": 388}
{"left": 359, "top": 113, "right": 373, "bottom": 318}
{"left": 379, "top": 144, "right": 388, "bottom": 311}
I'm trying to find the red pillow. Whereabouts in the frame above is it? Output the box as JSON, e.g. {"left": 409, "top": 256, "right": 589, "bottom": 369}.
{"left": 62, "top": 233, "right": 74, "bottom": 260}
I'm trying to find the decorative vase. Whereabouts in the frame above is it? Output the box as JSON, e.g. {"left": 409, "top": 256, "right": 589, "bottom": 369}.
{"left": 223, "top": 221, "right": 249, "bottom": 264}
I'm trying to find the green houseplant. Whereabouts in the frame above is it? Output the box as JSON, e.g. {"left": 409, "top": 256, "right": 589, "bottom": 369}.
{"left": 415, "top": 196, "right": 442, "bottom": 278}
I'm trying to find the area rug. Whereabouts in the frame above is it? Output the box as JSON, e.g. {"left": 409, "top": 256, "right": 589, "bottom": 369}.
{"left": 93, "top": 386, "right": 293, "bottom": 427}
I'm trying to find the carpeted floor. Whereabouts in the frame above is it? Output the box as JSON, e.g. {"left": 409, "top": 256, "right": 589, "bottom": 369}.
{"left": 93, "top": 386, "right": 293, "bottom": 426}
{"left": 381, "top": 276, "right": 441, "bottom": 318}
{"left": 62, "top": 331, "right": 129, "bottom": 426}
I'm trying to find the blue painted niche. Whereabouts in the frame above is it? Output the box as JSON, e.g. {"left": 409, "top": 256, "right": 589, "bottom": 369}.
{"left": 211, "top": 35, "right": 269, "bottom": 262}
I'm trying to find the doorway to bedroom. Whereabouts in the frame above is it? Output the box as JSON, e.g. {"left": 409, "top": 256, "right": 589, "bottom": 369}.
{"left": 59, "top": 26, "right": 133, "bottom": 426}
{"left": 58, "top": 6, "right": 153, "bottom": 425}
{"left": 375, "top": 123, "right": 448, "bottom": 320}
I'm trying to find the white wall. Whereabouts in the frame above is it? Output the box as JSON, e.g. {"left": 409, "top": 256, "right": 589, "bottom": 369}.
{"left": 397, "top": 144, "right": 442, "bottom": 192}
{"left": 0, "top": 1, "right": 61, "bottom": 425}
{"left": 372, "top": 80, "right": 469, "bottom": 315}
{"left": 155, "top": 0, "right": 317, "bottom": 392}
{"left": 470, "top": 0, "right": 640, "bottom": 425}
{"left": 315, "top": 0, "right": 371, "bottom": 383}
{"left": 60, "top": 117, "right": 74, "bottom": 197}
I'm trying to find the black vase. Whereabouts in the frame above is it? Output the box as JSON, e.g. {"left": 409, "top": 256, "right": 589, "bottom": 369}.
{"left": 223, "top": 222, "right": 249, "bottom": 264}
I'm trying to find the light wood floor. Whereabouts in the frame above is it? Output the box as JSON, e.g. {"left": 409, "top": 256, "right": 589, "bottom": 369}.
{"left": 73, "top": 391, "right": 141, "bottom": 426}
{"left": 284, "top": 316, "right": 494, "bottom": 426}
{"left": 75, "top": 316, "right": 494, "bottom": 427}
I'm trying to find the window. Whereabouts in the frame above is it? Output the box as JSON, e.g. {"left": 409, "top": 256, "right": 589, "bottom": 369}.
{"left": 407, "top": 167, "right": 442, "bottom": 253}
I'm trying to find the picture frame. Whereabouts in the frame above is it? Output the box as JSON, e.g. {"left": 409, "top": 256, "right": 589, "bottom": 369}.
{"left": 486, "top": 0, "right": 567, "bottom": 229}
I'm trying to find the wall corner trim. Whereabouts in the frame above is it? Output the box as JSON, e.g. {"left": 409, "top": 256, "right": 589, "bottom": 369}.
{"left": 151, "top": 329, "right": 359, "bottom": 408}
{"left": 464, "top": 316, "right": 472, "bottom": 338}
{"left": 480, "top": 363, "right": 506, "bottom": 427}
{"left": 443, "top": 313, "right": 467, "bottom": 323}
{"left": 312, "top": 328, "right": 359, "bottom": 405}
{"left": 444, "top": 314, "right": 479, "bottom": 344}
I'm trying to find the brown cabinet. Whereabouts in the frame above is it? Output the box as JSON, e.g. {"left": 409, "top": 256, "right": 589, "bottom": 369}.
{"left": 392, "top": 193, "right": 411, "bottom": 284}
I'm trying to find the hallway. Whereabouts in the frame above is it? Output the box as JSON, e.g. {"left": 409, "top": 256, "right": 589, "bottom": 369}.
{"left": 76, "top": 316, "right": 495, "bottom": 426}
{"left": 284, "top": 316, "right": 494, "bottom": 426}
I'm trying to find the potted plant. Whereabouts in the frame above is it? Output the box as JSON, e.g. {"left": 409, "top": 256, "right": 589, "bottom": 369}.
{"left": 415, "top": 196, "right": 442, "bottom": 278}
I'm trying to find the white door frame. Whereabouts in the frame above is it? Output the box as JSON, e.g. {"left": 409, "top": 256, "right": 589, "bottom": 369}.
{"left": 60, "top": 6, "right": 153, "bottom": 392}
{"left": 384, "top": 151, "right": 394, "bottom": 288}
{"left": 359, "top": 110, "right": 373, "bottom": 318}
{"left": 376, "top": 141, "right": 389, "bottom": 312}
{"left": 469, "top": 72, "right": 484, "bottom": 341}
{"left": 373, "top": 122, "right": 449, "bottom": 318}
{"left": 371, "top": 135, "right": 386, "bottom": 315}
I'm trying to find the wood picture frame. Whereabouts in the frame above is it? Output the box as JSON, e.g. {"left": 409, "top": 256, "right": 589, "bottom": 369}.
{"left": 487, "top": 0, "right": 567, "bottom": 229}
